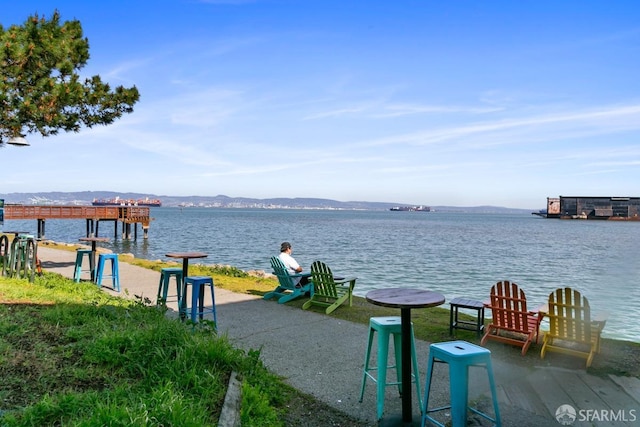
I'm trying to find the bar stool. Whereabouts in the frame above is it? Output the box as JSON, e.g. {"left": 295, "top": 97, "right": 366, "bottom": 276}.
{"left": 359, "top": 316, "right": 422, "bottom": 420}
{"left": 180, "top": 276, "right": 217, "bottom": 328}
{"left": 73, "top": 249, "right": 94, "bottom": 282}
{"left": 7, "top": 235, "right": 37, "bottom": 282}
{"left": 157, "top": 267, "right": 183, "bottom": 305}
{"left": 96, "top": 253, "right": 121, "bottom": 292}
{"left": 421, "top": 340, "right": 501, "bottom": 427}
{"left": 0, "top": 235, "right": 9, "bottom": 276}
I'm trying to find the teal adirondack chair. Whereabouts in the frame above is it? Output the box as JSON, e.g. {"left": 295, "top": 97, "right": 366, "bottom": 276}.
{"left": 303, "top": 261, "right": 356, "bottom": 314}
{"left": 263, "top": 256, "right": 313, "bottom": 304}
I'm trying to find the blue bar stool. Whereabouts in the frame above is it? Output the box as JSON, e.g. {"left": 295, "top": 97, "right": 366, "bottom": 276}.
{"left": 157, "top": 267, "right": 183, "bottom": 305}
{"left": 95, "top": 253, "right": 120, "bottom": 292}
{"left": 180, "top": 276, "right": 217, "bottom": 328}
{"left": 359, "top": 316, "right": 422, "bottom": 420}
{"left": 73, "top": 249, "right": 94, "bottom": 282}
{"left": 421, "top": 340, "right": 501, "bottom": 427}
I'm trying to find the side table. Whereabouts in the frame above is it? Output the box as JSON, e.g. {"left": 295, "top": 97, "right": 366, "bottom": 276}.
{"left": 449, "top": 297, "right": 485, "bottom": 337}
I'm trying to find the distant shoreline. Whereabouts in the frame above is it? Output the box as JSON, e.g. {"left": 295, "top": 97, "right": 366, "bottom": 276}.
{"left": 0, "top": 191, "right": 540, "bottom": 212}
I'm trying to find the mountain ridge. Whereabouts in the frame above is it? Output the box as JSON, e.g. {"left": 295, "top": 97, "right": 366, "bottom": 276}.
{"left": 0, "top": 191, "right": 537, "bottom": 213}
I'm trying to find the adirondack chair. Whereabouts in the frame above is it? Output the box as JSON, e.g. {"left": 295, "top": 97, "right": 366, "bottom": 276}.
{"left": 263, "top": 256, "right": 313, "bottom": 304}
{"left": 480, "top": 280, "right": 543, "bottom": 355}
{"left": 302, "top": 261, "right": 356, "bottom": 314}
{"left": 540, "top": 287, "right": 607, "bottom": 368}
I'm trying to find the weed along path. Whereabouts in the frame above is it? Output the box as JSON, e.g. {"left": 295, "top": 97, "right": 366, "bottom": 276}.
{"left": 37, "top": 245, "right": 640, "bottom": 427}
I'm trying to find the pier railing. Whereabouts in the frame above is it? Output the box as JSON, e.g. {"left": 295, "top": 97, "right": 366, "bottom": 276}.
{"left": 3, "top": 205, "right": 151, "bottom": 239}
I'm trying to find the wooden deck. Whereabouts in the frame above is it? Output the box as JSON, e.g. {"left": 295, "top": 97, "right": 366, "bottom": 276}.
{"left": 3, "top": 205, "right": 152, "bottom": 239}
{"left": 486, "top": 367, "right": 640, "bottom": 426}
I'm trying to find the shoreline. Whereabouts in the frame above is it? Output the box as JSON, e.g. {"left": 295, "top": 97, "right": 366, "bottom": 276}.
{"left": 34, "top": 239, "right": 640, "bottom": 346}
{"left": 7, "top": 209, "right": 640, "bottom": 342}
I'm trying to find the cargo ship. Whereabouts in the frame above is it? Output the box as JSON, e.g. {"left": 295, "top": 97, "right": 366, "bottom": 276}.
{"left": 390, "top": 205, "right": 431, "bottom": 212}
{"left": 92, "top": 196, "right": 162, "bottom": 207}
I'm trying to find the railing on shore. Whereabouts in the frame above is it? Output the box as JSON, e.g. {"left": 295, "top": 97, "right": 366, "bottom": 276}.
{"left": 3, "top": 205, "right": 151, "bottom": 240}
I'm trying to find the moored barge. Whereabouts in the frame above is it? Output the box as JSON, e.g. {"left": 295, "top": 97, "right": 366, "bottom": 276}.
{"left": 537, "top": 196, "right": 640, "bottom": 220}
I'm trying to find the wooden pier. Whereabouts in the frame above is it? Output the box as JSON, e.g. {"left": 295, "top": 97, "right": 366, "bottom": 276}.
{"left": 3, "top": 205, "right": 152, "bottom": 240}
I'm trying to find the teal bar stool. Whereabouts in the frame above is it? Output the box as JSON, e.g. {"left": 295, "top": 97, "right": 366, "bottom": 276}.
{"left": 180, "top": 276, "right": 217, "bottom": 328}
{"left": 73, "top": 249, "right": 94, "bottom": 282}
{"left": 96, "top": 253, "right": 120, "bottom": 292}
{"left": 157, "top": 267, "right": 183, "bottom": 305}
{"left": 359, "top": 316, "right": 422, "bottom": 420}
{"left": 421, "top": 340, "right": 501, "bottom": 427}
{"left": 0, "top": 235, "right": 9, "bottom": 276}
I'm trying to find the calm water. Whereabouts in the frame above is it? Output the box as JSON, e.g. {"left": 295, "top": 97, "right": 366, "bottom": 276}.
{"left": 5, "top": 208, "right": 639, "bottom": 342}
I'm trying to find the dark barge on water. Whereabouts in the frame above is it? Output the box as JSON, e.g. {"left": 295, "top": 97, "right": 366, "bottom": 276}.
{"left": 534, "top": 196, "right": 640, "bottom": 220}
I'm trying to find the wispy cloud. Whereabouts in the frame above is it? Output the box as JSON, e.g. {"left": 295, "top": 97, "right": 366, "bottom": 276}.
{"left": 359, "top": 104, "right": 640, "bottom": 148}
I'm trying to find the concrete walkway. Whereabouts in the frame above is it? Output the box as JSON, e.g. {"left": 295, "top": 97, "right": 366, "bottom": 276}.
{"left": 37, "top": 245, "right": 640, "bottom": 427}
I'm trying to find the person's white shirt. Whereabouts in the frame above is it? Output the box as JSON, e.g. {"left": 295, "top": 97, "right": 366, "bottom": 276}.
{"left": 278, "top": 252, "right": 300, "bottom": 276}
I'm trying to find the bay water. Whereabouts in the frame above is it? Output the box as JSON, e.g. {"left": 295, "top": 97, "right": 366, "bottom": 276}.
{"left": 6, "top": 208, "right": 639, "bottom": 342}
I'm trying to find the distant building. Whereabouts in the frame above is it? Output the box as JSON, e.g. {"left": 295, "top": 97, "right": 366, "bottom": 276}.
{"left": 544, "top": 196, "right": 640, "bottom": 220}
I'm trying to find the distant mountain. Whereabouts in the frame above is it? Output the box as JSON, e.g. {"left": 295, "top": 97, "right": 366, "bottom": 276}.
{"left": 0, "top": 191, "right": 536, "bottom": 213}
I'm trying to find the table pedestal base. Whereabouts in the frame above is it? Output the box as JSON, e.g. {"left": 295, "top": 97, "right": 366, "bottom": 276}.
{"left": 377, "top": 413, "right": 423, "bottom": 427}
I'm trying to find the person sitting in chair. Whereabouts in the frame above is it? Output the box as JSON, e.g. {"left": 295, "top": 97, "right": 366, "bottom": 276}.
{"left": 278, "top": 241, "right": 309, "bottom": 286}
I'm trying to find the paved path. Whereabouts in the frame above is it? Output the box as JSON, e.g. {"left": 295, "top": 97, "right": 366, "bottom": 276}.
{"left": 37, "top": 245, "right": 640, "bottom": 427}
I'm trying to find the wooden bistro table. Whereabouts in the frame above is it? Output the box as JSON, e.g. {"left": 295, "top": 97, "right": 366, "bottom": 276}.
{"left": 165, "top": 252, "right": 208, "bottom": 282}
{"left": 78, "top": 237, "right": 109, "bottom": 282}
{"left": 366, "top": 288, "right": 446, "bottom": 426}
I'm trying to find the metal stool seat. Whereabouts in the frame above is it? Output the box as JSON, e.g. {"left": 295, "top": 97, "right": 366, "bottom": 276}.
{"left": 73, "top": 249, "right": 94, "bottom": 282}
{"left": 157, "top": 267, "right": 183, "bottom": 305}
{"left": 421, "top": 340, "right": 501, "bottom": 427}
{"left": 96, "top": 253, "right": 120, "bottom": 292}
{"left": 359, "top": 316, "right": 422, "bottom": 420}
{"left": 180, "top": 276, "right": 217, "bottom": 328}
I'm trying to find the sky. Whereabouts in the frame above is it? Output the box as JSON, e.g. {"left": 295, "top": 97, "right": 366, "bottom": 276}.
{"left": 1, "top": 0, "right": 640, "bottom": 209}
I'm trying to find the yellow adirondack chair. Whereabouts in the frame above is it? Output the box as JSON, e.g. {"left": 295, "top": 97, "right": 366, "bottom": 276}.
{"left": 480, "top": 280, "right": 543, "bottom": 355}
{"left": 303, "top": 261, "right": 356, "bottom": 314}
{"left": 540, "top": 287, "right": 607, "bottom": 367}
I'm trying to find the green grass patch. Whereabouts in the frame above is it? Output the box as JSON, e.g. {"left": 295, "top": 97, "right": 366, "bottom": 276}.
{"left": 0, "top": 273, "right": 290, "bottom": 426}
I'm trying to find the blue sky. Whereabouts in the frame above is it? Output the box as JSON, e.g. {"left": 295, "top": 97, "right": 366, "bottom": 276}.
{"left": 2, "top": 1, "right": 640, "bottom": 209}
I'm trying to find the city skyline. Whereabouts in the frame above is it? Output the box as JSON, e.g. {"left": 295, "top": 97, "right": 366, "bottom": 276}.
{"left": 2, "top": 1, "right": 640, "bottom": 209}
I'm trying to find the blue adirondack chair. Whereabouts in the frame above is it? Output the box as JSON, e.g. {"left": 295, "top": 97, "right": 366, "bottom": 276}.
{"left": 263, "top": 256, "right": 313, "bottom": 304}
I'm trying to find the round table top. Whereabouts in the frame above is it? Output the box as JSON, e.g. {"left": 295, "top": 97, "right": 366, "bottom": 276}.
{"left": 165, "top": 252, "right": 208, "bottom": 259}
{"left": 366, "top": 288, "right": 445, "bottom": 310}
